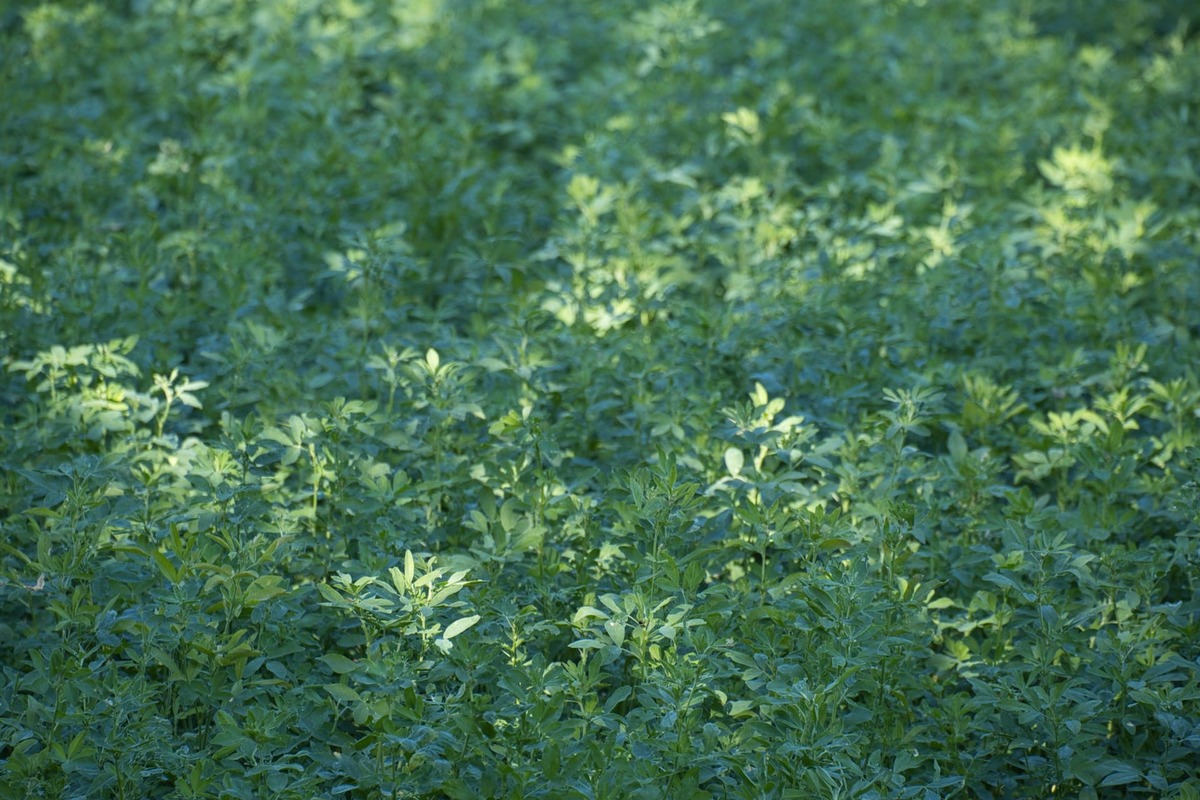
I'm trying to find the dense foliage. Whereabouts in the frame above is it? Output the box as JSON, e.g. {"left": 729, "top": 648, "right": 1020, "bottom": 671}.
{"left": 2, "top": 1, "right": 1199, "bottom": 797}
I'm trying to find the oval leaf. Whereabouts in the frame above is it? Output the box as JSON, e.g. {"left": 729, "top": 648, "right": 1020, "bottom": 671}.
{"left": 568, "top": 638, "right": 606, "bottom": 650}
{"left": 324, "top": 683, "right": 361, "bottom": 704}
{"left": 443, "top": 614, "right": 480, "bottom": 640}
{"left": 319, "top": 654, "right": 358, "bottom": 674}
{"left": 724, "top": 447, "right": 744, "bottom": 478}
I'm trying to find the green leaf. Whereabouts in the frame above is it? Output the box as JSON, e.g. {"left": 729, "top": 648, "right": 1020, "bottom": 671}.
{"left": 543, "top": 741, "right": 561, "bottom": 778}
{"left": 243, "top": 575, "right": 287, "bottom": 606}
{"left": 443, "top": 614, "right": 480, "bottom": 640}
{"left": 728, "top": 700, "right": 756, "bottom": 717}
{"left": 948, "top": 430, "right": 967, "bottom": 460}
{"left": 316, "top": 582, "right": 347, "bottom": 605}
{"left": 319, "top": 654, "right": 359, "bottom": 674}
{"left": 604, "top": 685, "right": 632, "bottom": 712}
{"left": 324, "top": 683, "right": 362, "bottom": 704}
{"left": 724, "top": 447, "right": 744, "bottom": 478}
{"left": 146, "top": 548, "right": 180, "bottom": 583}
{"left": 499, "top": 499, "right": 520, "bottom": 533}
{"left": 573, "top": 606, "right": 609, "bottom": 623}
{"left": 569, "top": 639, "right": 606, "bottom": 650}
{"left": 1098, "top": 762, "right": 1142, "bottom": 787}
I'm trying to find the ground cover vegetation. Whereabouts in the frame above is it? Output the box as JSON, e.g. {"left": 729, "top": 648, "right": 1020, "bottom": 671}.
{"left": 1, "top": 0, "right": 1199, "bottom": 797}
